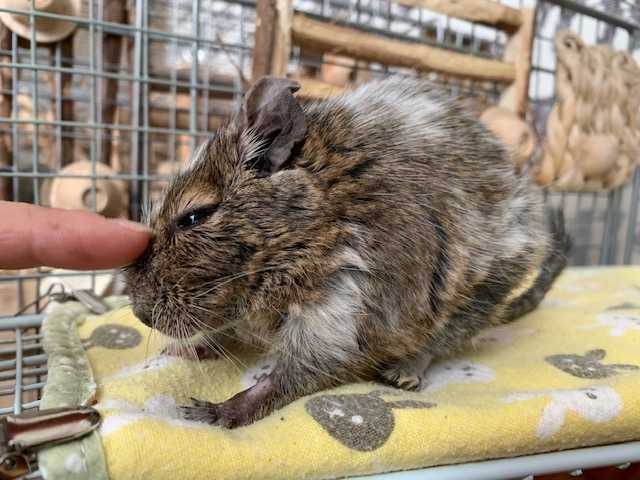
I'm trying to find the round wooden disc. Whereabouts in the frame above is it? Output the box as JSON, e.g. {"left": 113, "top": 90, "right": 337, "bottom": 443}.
{"left": 49, "top": 160, "right": 125, "bottom": 218}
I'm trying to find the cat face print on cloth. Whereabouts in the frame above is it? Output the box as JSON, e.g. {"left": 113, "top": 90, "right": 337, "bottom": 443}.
{"left": 82, "top": 324, "right": 142, "bottom": 350}
{"left": 306, "top": 389, "right": 435, "bottom": 451}
{"left": 545, "top": 349, "right": 638, "bottom": 379}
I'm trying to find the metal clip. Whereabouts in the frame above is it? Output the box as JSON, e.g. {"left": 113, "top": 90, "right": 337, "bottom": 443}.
{"left": 13, "top": 283, "right": 109, "bottom": 317}
{"left": 68, "top": 289, "right": 109, "bottom": 315}
{"left": 0, "top": 407, "right": 101, "bottom": 479}
{"left": 50, "top": 288, "right": 109, "bottom": 315}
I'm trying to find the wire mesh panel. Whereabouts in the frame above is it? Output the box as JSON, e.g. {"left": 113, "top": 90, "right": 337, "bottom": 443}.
{"left": 0, "top": 0, "right": 254, "bottom": 211}
{"left": 0, "top": 314, "right": 46, "bottom": 477}
{"left": 0, "top": 314, "right": 46, "bottom": 416}
{"left": 0, "top": 0, "right": 257, "bottom": 317}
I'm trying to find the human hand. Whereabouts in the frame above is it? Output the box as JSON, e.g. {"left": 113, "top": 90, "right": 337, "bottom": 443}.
{"left": 0, "top": 201, "right": 150, "bottom": 270}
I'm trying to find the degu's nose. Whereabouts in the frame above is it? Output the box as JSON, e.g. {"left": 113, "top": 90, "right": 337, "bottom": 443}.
{"left": 132, "top": 305, "right": 152, "bottom": 327}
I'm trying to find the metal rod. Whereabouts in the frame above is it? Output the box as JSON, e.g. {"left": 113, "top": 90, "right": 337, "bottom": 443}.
{"left": 28, "top": 0, "right": 38, "bottom": 206}
{"left": 0, "top": 367, "right": 47, "bottom": 381}
{"left": 129, "top": 0, "right": 144, "bottom": 220}
{"left": 0, "top": 170, "right": 176, "bottom": 181}
{"left": 0, "top": 382, "right": 45, "bottom": 396}
{"left": 623, "top": 169, "right": 640, "bottom": 264}
{"left": 0, "top": 342, "right": 43, "bottom": 355}
{"left": 0, "top": 61, "right": 241, "bottom": 94}
{"left": 0, "top": 400, "right": 40, "bottom": 415}
{"left": 13, "top": 328, "right": 23, "bottom": 414}
{"left": 0, "top": 118, "right": 213, "bottom": 140}
{"left": 190, "top": 0, "right": 201, "bottom": 153}
{"left": 0, "top": 315, "right": 44, "bottom": 328}
{"left": 0, "top": 354, "right": 47, "bottom": 370}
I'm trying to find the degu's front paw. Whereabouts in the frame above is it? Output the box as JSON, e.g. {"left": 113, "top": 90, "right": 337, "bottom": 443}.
{"left": 381, "top": 367, "right": 424, "bottom": 391}
{"left": 179, "top": 397, "right": 253, "bottom": 429}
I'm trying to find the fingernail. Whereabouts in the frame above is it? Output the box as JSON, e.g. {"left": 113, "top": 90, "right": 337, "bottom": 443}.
{"left": 111, "top": 218, "right": 151, "bottom": 234}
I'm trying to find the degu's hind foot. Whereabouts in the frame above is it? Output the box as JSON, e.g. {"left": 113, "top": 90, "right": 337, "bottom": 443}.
{"left": 381, "top": 353, "right": 433, "bottom": 391}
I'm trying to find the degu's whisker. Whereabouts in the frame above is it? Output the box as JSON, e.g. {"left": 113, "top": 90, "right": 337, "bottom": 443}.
{"left": 192, "top": 266, "right": 285, "bottom": 299}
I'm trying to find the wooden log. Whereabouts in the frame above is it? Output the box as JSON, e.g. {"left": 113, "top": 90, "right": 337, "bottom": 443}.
{"left": 296, "top": 77, "right": 346, "bottom": 99}
{"left": 499, "top": 7, "right": 536, "bottom": 117}
{"left": 252, "top": 0, "right": 292, "bottom": 79}
{"left": 252, "top": 0, "right": 277, "bottom": 79}
{"left": 272, "top": 0, "right": 292, "bottom": 77}
{"left": 396, "top": 0, "right": 522, "bottom": 33}
{"left": 0, "top": 22, "right": 12, "bottom": 200}
{"left": 291, "top": 14, "right": 516, "bottom": 82}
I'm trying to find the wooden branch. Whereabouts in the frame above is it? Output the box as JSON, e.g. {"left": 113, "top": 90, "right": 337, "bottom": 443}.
{"left": 295, "top": 77, "right": 346, "bottom": 98}
{"left": 499, "top": 7, "right": 536, "bottom": 117}
{"left": 291, "top": 14, "right": 515, "bottom": 82}
{"left": 396, "top": 0, "right": 522, "bottom": 32}
{"left": 252, "top": 0, "right": 292, "bottom": 80}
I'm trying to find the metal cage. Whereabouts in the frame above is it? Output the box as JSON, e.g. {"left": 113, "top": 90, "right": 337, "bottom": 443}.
{"left": 0, "top": 0, "right": 638, "bottom": 478}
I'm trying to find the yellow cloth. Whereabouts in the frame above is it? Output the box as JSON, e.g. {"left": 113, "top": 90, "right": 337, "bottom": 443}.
{"left": 79, "top": 266, "right": 640, "bottom": 479}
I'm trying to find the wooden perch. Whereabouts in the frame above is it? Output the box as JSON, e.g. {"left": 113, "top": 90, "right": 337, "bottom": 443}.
{"left": 291, "top": 14, "right": 516, "bottom": 82}
{"left": 396, "top": 0, "right": 522, "bottom": 32}
{"left": 295, "top": 77, "right": 346, "bottom": 98}
{"left": 252, "top": 0, "right": 293, "bottom": 79}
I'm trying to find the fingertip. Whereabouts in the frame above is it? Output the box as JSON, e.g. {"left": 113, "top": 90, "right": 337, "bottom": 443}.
{"left": 110, "top": 218, "right": 152, "bottom": 234}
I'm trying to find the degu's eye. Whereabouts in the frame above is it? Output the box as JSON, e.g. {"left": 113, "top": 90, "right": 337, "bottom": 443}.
{"left": 175, "top": 204, "right": 218, "bottom": 230}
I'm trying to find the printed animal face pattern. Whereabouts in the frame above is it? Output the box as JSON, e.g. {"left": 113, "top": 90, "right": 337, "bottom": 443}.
{"left": 420, "top": 360, "right": 495, "bottom": 392}
{"left": 81, "top": 324, "right": 142, "bottom": 350}
{"left": 305, "top": 390, "right": 435, "bottom": 451}
{"left": 545, "top": 349, "right": 639, "bottom": 379}
{"left": 505, "top": 386, "right": 622, "bottom": 439}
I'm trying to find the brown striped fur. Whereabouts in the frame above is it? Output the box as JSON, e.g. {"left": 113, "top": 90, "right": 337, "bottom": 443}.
{"left": 125, "top": 77, "right": 569, "bottom": 428}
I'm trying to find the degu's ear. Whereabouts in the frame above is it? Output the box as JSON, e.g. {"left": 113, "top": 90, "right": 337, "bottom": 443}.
{"left": 240, "top": 76, "right": 307, "bottom": 175}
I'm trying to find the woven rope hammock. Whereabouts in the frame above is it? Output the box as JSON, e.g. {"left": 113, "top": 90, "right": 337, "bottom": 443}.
{"left": 537, "top": 31, "right": 640, "bottom": 191}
